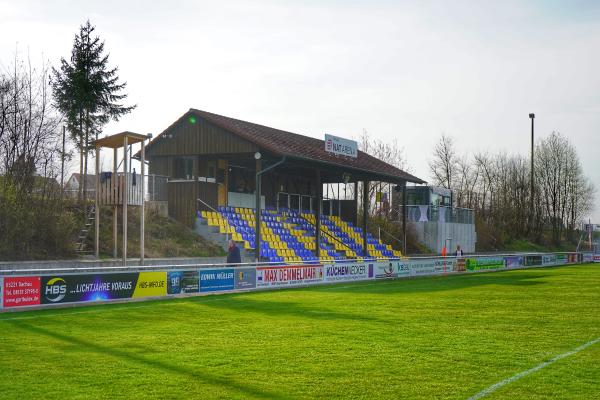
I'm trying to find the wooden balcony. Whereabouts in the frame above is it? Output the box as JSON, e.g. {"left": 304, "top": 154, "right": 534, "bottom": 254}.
{"left": 98, "top": 172, "right": 143, "bottom": 206}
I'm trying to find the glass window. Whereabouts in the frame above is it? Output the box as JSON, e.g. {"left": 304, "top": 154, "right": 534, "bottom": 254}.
{"left": 173, "top": 157, "right": 194, "bottom": 180}
{"left": 206, "top": 160, "right": 216, "bottom": 179}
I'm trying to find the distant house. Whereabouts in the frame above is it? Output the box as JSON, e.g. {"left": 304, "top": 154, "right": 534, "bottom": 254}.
{"left": 65, "top": 173, "right": 97, "bottom": 198}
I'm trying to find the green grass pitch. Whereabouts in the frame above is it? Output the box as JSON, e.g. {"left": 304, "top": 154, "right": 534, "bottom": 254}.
{"left": 1, "top": 264, "right": 599, "bottom": 399}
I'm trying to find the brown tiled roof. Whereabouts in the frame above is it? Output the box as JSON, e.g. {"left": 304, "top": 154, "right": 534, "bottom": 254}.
{"left": 148, "top": 109, "right": 425, "bottom": 183}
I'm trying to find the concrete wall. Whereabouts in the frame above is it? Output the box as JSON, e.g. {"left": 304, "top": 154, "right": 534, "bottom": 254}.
{"left": 409, "top": 222, "right": 476, "bottom": 254}
{"left": 146, "top": 201, "right": 169, "bottom": 217}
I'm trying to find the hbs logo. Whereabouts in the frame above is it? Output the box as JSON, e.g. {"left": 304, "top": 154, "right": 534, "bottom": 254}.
{"left": 45, "top": 277, "right": 67, "bottom": 302}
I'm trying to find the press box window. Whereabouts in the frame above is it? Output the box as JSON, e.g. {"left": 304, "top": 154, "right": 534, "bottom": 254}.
{"left": 206, "top": 160, "right": 216, "bottom": 178}
{"left": 173, "top": 157, "right": 194, "bottom": 180}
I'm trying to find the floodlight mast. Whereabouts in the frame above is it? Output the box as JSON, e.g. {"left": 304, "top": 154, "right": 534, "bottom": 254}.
{"left": 529, "top": 113, "right": 535, "bottom": 218}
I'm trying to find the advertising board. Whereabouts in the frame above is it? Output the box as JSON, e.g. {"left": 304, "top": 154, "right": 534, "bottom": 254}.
{"left": 3, "top": 276, "right": 41, "bottom": 308}
{"left": 504, "top": 256, "right": 524, "bottom": 269}
{"left": 373, "top": 260, "right": 410, "bottom": 279}
{"left": 199, "top": 269, "right": 235, "bottom": 292}
{"left": 325, "top": 262, "right": 375, "bottom": 282}
{"left": 133, "top": 272, "right": 167, "bottom": 298}
{"left": 524, "top": 255, "right": 543, "bottom": 267}
{"left": 594, "top": 255, "right": 600, "bottom": 263}
{"left": 234, "top": 268, "right": 256, "bottom": 290}
{"left": 40, "top": 273, "right": 139, "bottom": 304}
{"left": 0, "top": 251, "right": 588, "bottom": 312}
{"left": 465, "top": 257, "right": 504, "bottom": 271}
{"left": 454, "top": 258, "right": 466, "bottom": 272}
{"left": 167, "top": 270, "right": 199, "bottom": 294}
{"left": 542, "top": 254, "right": 558, "bottom": 266}
{"left": 324, "top": 134, "right": 358, "bottom": 158}
{"left": 555, "top": 254, "right": 567, "bottom": 265}
{"left": 407, "top": 258, "right": 455, "bottom": 276}
{"left": 256, "top": 265, "right": 324, "bottom": 288}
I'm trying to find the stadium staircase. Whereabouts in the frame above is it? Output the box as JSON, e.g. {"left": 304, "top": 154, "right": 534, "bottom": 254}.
{"left": 75, "top": 205, "right": 95, "bottom": 254}
{"left": 196, "top": 206, "right": 402, "bottom": 263}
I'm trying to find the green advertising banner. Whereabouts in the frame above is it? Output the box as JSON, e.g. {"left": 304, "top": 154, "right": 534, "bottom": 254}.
{"left": 465, "top": 257, "right": 505, "bottom": 271}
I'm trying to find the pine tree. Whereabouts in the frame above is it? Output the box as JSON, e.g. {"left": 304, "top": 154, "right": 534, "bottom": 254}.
{"left": 51, "top": 20, "right": 135, "bottom": 202}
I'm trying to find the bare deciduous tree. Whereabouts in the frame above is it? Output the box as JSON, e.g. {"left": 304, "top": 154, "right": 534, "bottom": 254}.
{"left": 356, "top": 129, "right": 408, "bottom": 216}
{"left": 429, "top": 134, "right": 456, "bottom": 189}
{"left": 0, "top": 52, "right": 77, "bottom": 260}
{"left": 429, "top": 132, "right": 594, "bottom": 249}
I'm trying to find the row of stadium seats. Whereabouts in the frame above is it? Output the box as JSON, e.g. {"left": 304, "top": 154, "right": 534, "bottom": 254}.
{"left": 198, "top": 206, "right": 401, "bottom": 264}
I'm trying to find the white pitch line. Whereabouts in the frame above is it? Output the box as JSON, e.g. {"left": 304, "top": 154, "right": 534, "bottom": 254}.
{"left": 468, "top": 336, "right": 600, "bottom": 399}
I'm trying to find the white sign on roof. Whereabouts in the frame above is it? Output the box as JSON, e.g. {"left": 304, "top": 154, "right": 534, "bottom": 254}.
{"left": 324, "top": 134, "right": 358, "bottom": 158}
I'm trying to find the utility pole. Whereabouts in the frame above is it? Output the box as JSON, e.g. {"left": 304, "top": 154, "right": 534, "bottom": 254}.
{"left": 61, "top": 126, "right": 66, "bottom": 203}
{"left": 529, "top": 113, "right": 535, "bottom": 213}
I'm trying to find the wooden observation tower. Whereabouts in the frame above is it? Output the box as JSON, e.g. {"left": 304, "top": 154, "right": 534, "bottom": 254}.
{"left": 93, "top": 132, "right": 151, "bottom": 265}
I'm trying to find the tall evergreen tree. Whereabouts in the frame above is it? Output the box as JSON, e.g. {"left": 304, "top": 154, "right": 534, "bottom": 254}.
{"left": 51, "top": 20, "right": 135, "bottom": 202}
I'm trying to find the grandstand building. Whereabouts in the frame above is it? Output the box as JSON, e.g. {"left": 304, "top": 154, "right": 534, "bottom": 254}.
{"left": 144, "top": 109, "right": 425, "bottom": 262}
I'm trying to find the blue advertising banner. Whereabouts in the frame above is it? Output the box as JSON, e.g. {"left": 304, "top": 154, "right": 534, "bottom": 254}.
{"left": 167, "top": 270, "right": 199, "bottom": 294}
{"left": 504, "top": 256, "right": 524, "bottom": 269}
{"left": 234, "top": 268, "right": 256, "bottom": 290}
{"left": 200, "top": 269, "right": 234, "bottom": 292}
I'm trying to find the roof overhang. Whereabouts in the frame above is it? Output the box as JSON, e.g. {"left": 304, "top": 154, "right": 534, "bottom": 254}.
{"left": 142, "top": 109, "right": 426, "bottom": 184}
{"left": 93, "top": 131, "right": 150, "bottom": 149}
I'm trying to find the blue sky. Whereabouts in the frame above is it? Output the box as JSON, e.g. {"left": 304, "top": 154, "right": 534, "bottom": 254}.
{"left": 1, "top": 0, "right": 599, "bottom": 220}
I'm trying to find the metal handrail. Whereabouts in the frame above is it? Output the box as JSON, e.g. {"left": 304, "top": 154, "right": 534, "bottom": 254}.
{"left": 196, "top": 198, "right": 218, "bottom": 213}
{"left": 379, "top": 226, "right": 403, "bottom": 247}
{"left": 294, "top": 213, "right": 357, "bottom": 256}
{"left": 197, "top": 198, "right": 228, "bottom": 241}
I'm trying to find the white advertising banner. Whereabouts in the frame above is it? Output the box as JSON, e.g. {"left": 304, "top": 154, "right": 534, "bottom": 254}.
{"left": 542, "top": 254, "right": 558, "bottom": 266}
{"left": 256, "top": 265, "right": 324, "bottom": 288}
{"left": 324, "top": 262, "right": 375, "bottom": 282}
{"left": 324, "top": 134, "right": 358, "bottom": 158}
{"left": 409, "top": 258, "right": 455, "bottom": 276}
{"left": 374, "top": 260, "right": 410, "bottom": 279}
